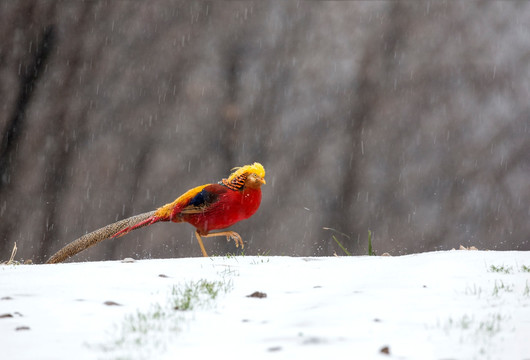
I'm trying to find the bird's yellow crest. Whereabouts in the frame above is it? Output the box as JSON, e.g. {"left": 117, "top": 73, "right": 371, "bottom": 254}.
{"left": 227, "top": 162, "right": 265, "bottom": 181}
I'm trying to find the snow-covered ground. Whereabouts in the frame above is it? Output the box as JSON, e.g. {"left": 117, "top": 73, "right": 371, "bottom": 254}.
{"left": 2, "top": 251, "right": 530, "bottom": 360}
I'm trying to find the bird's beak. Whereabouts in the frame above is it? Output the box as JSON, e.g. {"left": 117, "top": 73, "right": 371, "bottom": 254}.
{"left": 260, "top": 178, "right": 266, "bottom": 185}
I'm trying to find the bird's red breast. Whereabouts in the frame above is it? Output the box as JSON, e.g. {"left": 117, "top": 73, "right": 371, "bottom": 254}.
{"left": 179, "top": 183, "right": 262, "bottom": 233}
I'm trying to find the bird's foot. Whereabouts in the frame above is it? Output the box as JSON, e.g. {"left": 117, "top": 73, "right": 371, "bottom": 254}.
{"left": 225, "top": 231, "right": 244, "bottom": 249}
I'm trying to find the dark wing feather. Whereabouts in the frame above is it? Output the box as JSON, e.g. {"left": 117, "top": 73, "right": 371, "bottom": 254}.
{"left": 180, "top": 184, "right": 227, "bottom": 214}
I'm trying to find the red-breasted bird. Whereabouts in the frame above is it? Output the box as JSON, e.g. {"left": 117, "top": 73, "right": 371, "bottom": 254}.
{"left": 46, "top": 162, "right": 266, "bottom": 263}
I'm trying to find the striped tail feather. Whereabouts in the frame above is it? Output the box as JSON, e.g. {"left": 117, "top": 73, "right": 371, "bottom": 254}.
{"left": 47, "top": 210, "right": 159, "bottom": 264}
{"left": 111, "top": 215, "right": 164, "bottom": 238}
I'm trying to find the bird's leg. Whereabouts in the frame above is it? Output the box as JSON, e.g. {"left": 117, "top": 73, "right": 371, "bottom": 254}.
{"left": 199, "top": 230, "right": 244, "bottom": 250}
{"left": 194, "top": 230, "right": 245, "bottom": 257}
{"left": 194, "top": 231, "right": 209, "bottom": 257}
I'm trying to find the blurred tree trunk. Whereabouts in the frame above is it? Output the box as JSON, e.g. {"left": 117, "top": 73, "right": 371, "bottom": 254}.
{"left": 330, "top": 2, "right": 411, "bottom": 254}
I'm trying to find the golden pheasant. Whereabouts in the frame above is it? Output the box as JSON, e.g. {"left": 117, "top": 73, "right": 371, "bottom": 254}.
{"left": 47, "top": 162, "right": 266, "bottom": 263}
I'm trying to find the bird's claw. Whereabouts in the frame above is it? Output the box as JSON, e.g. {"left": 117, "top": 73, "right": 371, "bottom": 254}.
{"left": 226, "top": 232, "right": 244, "bottom": 249}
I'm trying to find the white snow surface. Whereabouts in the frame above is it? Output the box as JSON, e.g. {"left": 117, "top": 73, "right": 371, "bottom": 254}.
{"left": 2, "top": 251, "right": 530, "bottom": 360}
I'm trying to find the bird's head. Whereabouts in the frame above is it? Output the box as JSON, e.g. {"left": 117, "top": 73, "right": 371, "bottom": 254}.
{"left": 245, "top": 172, "right": 266, "bottom": 189}
{"left": 227, "top": 162, "right": 266, "bottom": 190}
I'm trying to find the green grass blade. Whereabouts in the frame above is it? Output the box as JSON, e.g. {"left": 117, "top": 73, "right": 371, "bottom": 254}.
{"left": 368, "top": 230, "right": 374, "bottom": 256}
{"left": 332, "top": 235, "right": 352, "bottom": 256}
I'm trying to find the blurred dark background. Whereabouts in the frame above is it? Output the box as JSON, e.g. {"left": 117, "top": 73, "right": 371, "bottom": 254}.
{"left": 1, "top": 1, "right": 529, "bottom": 263}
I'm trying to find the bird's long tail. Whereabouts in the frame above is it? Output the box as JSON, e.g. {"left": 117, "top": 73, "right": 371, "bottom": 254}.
{"left": 46, "top": 211, "right": 164, "bottom": 264}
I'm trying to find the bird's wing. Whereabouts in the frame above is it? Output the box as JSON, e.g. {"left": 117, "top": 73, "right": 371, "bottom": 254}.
{"left": 179, "top": 184, "right": 227, "bottom": 214}
{"left": 153, "top": 184, "right": 209, "bottom": 219}
{"left": 154, "top": 183, "right": 229, "bottom": 219}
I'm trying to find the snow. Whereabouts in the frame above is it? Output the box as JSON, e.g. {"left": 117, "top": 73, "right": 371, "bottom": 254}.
{"left": 2, "top": 251, "right": 530, "bottom": 359}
